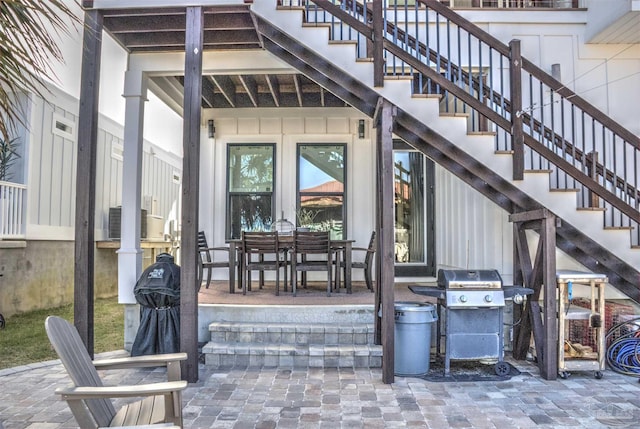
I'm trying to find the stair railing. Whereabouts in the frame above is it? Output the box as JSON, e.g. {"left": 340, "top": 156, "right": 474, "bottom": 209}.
{"left": 277, "top": 0, "right": 640, "bottom": 246}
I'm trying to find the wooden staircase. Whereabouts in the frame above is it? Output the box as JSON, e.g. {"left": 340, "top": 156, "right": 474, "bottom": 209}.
{"left": 251, "top": 0, "right": 640, "bottom": 302}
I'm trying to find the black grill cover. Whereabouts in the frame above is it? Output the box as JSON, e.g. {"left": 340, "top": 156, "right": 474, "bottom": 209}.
{"left": 131, "top": 253, "right": 181, "bottom": 356}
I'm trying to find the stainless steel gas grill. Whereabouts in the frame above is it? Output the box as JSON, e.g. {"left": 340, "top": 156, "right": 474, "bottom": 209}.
{"left": 410, "top": 269, "right": 532, "bottom": 376}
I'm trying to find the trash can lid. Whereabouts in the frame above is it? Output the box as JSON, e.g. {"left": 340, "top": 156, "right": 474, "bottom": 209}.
{"left": 394, "top": 301, "right": 436, "bottom": 311}
{"left": 394, "top": 301, "right": 438, "bottom": 323}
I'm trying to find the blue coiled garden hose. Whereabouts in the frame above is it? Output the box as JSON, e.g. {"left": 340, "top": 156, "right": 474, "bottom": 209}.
{"left": 606, "top": 316, "right": 640, "bottom": 378}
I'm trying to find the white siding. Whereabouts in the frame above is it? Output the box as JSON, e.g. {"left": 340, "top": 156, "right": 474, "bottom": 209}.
{"left": 202, "top": 108, "right": 375, "bottom": 264}
{"left": 24, "top": 86, "right": 182, "bottom": 240}
{"left": 435, "top": 164, "right": 514, "bottom": 283}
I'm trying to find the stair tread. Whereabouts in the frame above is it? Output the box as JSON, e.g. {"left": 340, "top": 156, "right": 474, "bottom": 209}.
{"left": 205, "top": 341, "right": 380, "bottom": 349}
{"left": 209, "top": 321, "right": 373, "bottom": 330}
{"left": 203, "top": 342, "right": 382, "bottom": 357}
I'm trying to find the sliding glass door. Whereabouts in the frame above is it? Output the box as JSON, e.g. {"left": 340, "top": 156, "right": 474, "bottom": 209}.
{"left": 394, "top": 142, "right": 435, "bottom": 277}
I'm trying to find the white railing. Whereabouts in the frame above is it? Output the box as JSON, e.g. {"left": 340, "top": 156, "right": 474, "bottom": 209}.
{"left": 0, "top": 181, "right": 26, "bottom": 239}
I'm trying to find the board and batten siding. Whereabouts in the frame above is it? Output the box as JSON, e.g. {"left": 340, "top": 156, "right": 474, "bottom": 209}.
{"left": 25, "top": 86, "right": 181, "bottom": 241}
{"left": 435, "top": 164, "right": 514, "bottom": 284}
{"left": 203, "top": 107, "right": 517, "bottom": 282}
{"left": 141, "top": 149, "right": 182, "bottom": 225}
{"left": 203, "top": 108, "right": 376, "bottom": 278}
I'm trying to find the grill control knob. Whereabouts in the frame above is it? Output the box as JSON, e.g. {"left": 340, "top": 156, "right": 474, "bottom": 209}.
{"left": 484, "top": 294, "right": 493, "bottom": 303}
{"left": 459, "top": 295, "right": 467, "bottom": 303}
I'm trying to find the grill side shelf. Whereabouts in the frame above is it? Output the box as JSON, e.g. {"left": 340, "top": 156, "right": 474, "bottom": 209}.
{"left": 408, "top": 285, "right": 445, "bottom": 300}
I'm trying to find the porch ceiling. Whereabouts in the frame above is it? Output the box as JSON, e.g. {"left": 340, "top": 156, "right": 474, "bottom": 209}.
{"left": 101, "top": 4, "right": 350, "bottom": 111}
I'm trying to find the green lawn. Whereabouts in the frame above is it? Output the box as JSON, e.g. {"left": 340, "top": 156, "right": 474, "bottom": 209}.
{"left": 0, "top": 296, "right": 124, "bottom": 369}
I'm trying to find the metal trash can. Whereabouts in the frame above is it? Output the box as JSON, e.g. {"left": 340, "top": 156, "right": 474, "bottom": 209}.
{"left": 394, "top": 301, "right": 438, "bottom": 376}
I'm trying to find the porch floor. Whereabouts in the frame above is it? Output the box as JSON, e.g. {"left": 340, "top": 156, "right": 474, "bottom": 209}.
{"left": 3, "top": 350, "right": 639, "bottom": 428}
{"left": 197, "top": 281, "right": 431, "bottom": 305}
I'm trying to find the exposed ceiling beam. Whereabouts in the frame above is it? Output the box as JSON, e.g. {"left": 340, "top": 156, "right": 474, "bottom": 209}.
{"left": 239, "top": 75, "right": 259, "bottom": 107}
{"left": 148, "top": 76, "right": 184, "bottom": 116}
{"left": 211, "top": 75, "right": 237, "bottom": 108}
{"left": 117, "top": 29, "right": 259, "bottom": 49}
{"left": 293, "top": 74, "right": 303, "bottom": 107}
{"left": 100, "top": 6, "right": 352, "bottom": 111}
{"left": 265, "top": 74, "right": 281, "bottom": 107}
{"left": 201, "top": 76, "right": 217, "bottom": 108}
{"left": 101, "top": 7, "right": 185, "bottom": 17}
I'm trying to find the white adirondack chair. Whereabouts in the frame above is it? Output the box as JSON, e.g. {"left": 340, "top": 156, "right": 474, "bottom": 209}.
{"left": 45, "top": 316, "right": 187, "bottom": 428}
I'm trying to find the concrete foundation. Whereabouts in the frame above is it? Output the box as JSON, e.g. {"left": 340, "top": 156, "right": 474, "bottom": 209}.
{"left": 0, "top": 241, "right": 118, "bottom": 317}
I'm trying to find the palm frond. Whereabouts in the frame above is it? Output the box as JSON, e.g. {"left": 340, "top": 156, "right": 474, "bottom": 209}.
{"left": 0, "top": 0, "right": 80, "bottom": 141}
{"left": 0, "top": 135, "right": 20, "bottom": 181}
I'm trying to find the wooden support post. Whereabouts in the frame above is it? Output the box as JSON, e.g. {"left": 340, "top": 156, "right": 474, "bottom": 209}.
{"left": 511, "top": 225, "right": 529, "bottom": 359}
{"left": 180, "top": 6, "right": 203, "bottom": 383}
{"left": 509, "top": 39, "right": 524, "bottom": 181}
{"left": 540, "top": 213, "right": 558, "bottom": 380}
{"left": 372, "top": 0, "right": 384, "bottom": 87}
{"left": 373, "top": 127, "right": 382, "bottom": 346}
{"left": 509, "top": 208, "right": 558, "bottom": 380}
{"left": 74, "top": 9, "right": 103, "bottom": 357}
{"left": 374, "top": 98, "right": 396, "bottom": 384}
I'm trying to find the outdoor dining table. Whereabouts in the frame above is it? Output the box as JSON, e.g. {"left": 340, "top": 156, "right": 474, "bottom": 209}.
{"left": 226, "top": 235, "right": 355, "bottom": 294}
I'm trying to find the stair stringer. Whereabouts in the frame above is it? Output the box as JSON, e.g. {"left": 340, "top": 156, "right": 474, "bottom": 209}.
{"left": 452, "top": 133, "right": 638, "bottom": 268}
{"left": 250, "top": 5, "right": 640, "bottom": 302}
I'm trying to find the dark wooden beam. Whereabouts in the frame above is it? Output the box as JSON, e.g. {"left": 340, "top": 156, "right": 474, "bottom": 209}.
{"left": 105, "top": 12, "right": 254, "bottom": 33}
{"left": 104, "top": 15, "right": 185, "bottom": 32}
{"left": 510, "top": 39, "right": 524, "bottom": 180}
{"left": 74, "top": 9, "right": 103, "bottom": 357}
{"left": 372, "top": 0, "right": 384, "bottom": 87}
{"left": 375, "top": 98, "right": 396, "bottom": 384}
{"left": 512, "top": 226, "right": 531, "bottom": 359}
{"left": 509, "top": 208, "right": 550, "bottom": 223}
{"left": 509, "top": 208, "right": 558, "bottom": 380}
{"left": 540, "top": 213, "right": 558, "bottom": 380}
{"left": 117, "top": 29, "right": 258, "bottom": 48}
{"left": 101, "top": 8, "right": 185, "bottom": 18}
{"left": 180, "top": 6, "right": 203, "bottom": 383}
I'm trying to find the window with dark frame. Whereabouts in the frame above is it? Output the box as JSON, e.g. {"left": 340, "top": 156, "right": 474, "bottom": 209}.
{"left": 297, "top": 144, "right": 346, "bottom": 239}
{"left": 226, "top": 144, "right": 275, "bottom": 239}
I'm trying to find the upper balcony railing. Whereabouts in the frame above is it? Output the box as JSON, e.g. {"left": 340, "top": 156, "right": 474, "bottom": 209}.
{"left": 282, "top": 0, "right": 583, "bottom": 9}
{"left": 0, "top": 181, "right": 26, "bottom": 240}
{"left": 443, "top": 0, "right": 581, "bottom": 8}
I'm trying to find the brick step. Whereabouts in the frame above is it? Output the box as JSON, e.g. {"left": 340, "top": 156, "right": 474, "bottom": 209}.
{"left": 208, "top": 321, "right": 375, "bottom": 345}
{"left": 203, "top": 321, "right": 382, "bottom": 368}
{"left": 202, "top": 342, "right": 382, "bottom": 368}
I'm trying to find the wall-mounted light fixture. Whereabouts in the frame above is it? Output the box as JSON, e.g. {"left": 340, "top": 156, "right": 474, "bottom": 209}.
{"left": 358, "top": 119, "right": 365, "bottom": 139}
{"left": 207, "top": 119, "right": 215, "bottom": 138}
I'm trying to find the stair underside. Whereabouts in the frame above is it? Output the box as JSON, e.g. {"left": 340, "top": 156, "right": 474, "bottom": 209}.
{"left": 251, "top": 8, "right": 640, "bottom": 303}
